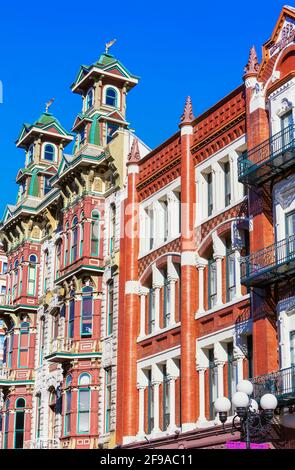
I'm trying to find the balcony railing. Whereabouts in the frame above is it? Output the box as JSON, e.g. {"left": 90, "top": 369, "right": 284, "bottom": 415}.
{"left": 0, "top": 368, "right": 10, "bottom": 380}
{"left": 240, "top": 234, "right": 295, "bottom": 286}
{"left": 238, "top": 125, "right": 295, "bottom": 185}
{"left": 49, "top": 337, "right": 73, "bottom": 354}
{"left": 251, "top": 366, "right": 295, "bottom": 406}
{"left": 23, "top": 438, "right": 60, "bottom": 449}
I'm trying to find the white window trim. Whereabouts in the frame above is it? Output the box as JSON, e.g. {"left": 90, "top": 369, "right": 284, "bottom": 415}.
{"left": 102, "top": 84, "right": 121, "bottom": 109}
{"left": 41, "top": 142, "right": 58, "bottom": 162}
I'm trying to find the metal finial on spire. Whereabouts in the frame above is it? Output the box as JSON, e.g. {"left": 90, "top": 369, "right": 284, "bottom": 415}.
{"left": 105, "top": 38, "right": 117, "bottom": 54}
{"left": 45, "top": 98, "right": 55, "bottom": 113}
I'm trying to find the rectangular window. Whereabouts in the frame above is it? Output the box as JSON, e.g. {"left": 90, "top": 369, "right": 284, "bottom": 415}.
{"left": 163, "top": 365, "right": 170, "bottom": 431}
{"left": 44, "top": 176, "right": 51, "bottom": 195}
{"left": 14, "top": 411, "right": 25, "bottom": 448}
{"left": 78, "top": 389, "right": 90, "bottom": 434}
{"left": 8, "top": 333, "right": 13, "bottom": 368}
{"left": 162, "top": 199, "right": 168, "bottom": 242}
{"left": 71, "top": 227, "right": 78, "bottom": 262}
{"left": 148, "top": 288, "right": 155, "bottom": 334}
{"left": 3, "top": 411, "right": 9, "bottom": 449}
{"left": 3, "top": 262, "right": 7, "bottom": 274}
{"left": 147, "top": 370, "right": 154, "bottom": 434}
{"left": 281, "top": 111, "right": 293, "bottom": 148}
{"left": 247, "top": 335, "right": 253, "bottom": 379}
{"left": 18, "top": 325, "right": 29, "bottom": 368}
{"left": 109, "top": 205, "right": 116, "bottom": 254}
{"left": 227, "top": 342, "right": 236, "bottom": 415}
{"left": 81, "top": 293, "right": 93, "bottom": 338}
{"left": 79, "top": 128, "right": 86, "bottom": 147}
{"left": 163, "top": 271, "right": 170, "bottom": 328}
{"left": 68, "top": 299, "right": 75, "bottom": 339}
{"left": 107, "top": 281, "right": 114, "bottom": 336}
{"left": 64, "top": 390, "right": 71, "bottom": 436}
{"left": 43, "top": 251, "right": 49, "bottom": 293}
{"left": 224, "top": 161, "right": 231, "bottom": 207}
{"left": 208, "top": 259, "right": 217, "bottom": 309}
{"left": 80, "top": 224, "right": 84, "bottom": 257}
{"left": 149, "top": 207, "right": 154, "bottom": 250}
{"left": 105, "top": 368, "right": 112, "bottom": 433}
{"left": 207, "top": 172, "right": 213, "bottom": 216}
{"left": 226, "top": 241, "right": 236, "bottom": 302}
{"left": 209, "top": 349, "right": 217, "bottom": 420}
{"left": 36, "top": 395, "right": 41, "bottom": 439}
{"left": 106, "top": 124, "right": 118, "bottom": 144}
{"left": 27, "top": 266, "right": 36, "bottom": 296}
{"left": 55, "top": 242, "right": 61, "bottom": 279}
{"left": 286, "top": 211, "right": 295, "bottom": 257}
{"left": 290, "top": 331, "right": 295, "bottom": 367}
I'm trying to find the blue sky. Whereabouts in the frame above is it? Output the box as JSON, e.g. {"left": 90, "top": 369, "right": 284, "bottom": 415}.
{"left": 0, "top": 0, "right": 290, "bottom": 215}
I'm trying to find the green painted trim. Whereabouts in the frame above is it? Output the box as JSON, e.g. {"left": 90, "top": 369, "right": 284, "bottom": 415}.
{"left": 45, "top": 352, "right": 102, "bottom": 361}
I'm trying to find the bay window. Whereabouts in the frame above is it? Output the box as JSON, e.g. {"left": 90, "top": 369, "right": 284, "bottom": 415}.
{"left": 77, "top": 374, "right": 91, "bottom": 434}
{"left": 81, "top": 286, "right": 93, "bottom": 337}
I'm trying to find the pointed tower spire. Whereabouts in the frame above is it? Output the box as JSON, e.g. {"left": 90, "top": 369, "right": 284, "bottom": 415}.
{"left": 127, "top": 137, "right": 140, "bottom": 164}
{"left": 244, "top": 46, "right": 259, "bottom": 75}
{"left": 179, "top": 96, "right": 195, "bottom": 126}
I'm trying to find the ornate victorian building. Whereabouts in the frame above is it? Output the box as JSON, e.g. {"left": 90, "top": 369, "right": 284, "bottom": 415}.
{"left": 0, "top": 5, "right": 295, "bottom": 450}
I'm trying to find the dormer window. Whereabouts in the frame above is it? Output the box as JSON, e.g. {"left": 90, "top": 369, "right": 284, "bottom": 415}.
{"left": 86, "top": 88, "right": 94, "bottom": 110}
{"left": 28, "top": 144, "right": 34, "bottom": 165}
{"left": 105, "top": 87, "right": 118, "bottom": 107}
{"left": 44, "top": 144, "right": 56, "bottom": 162}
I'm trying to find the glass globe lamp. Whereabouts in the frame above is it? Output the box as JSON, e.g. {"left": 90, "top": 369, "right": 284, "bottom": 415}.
{"left": 214, "top": 397, "right": 231, "bottom": 424}
{"left": 237, "top": 380, "right": 254, "bottom": 396}
{"left": 232, "top": 391, "right": 249, "bottom": 418}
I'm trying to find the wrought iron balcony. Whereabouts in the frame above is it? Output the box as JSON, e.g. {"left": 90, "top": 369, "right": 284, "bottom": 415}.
{"left": 251, "top": 366, "right": 295, "bottom": 407}
{"left": 238, "top": 125, "right": 295, "bottom": 185}
{"left": 240, "top": 234, "right": 295, "bottom": 286}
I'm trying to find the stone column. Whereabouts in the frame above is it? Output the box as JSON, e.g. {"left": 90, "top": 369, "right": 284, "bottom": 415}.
{"left": 179, "top": 96, "right": 198, "bottom": 431}
{"left": 152, "top": 381, "right": 161, "bottom": 434}
{"left": 235, "top": 354, "right": 244, "bottom": 384}
{"left": 167, "top": 375, "right": 177, "bottom": 432}
{"left": 197, "top": 367, "right": 207, "bottom": 424}
{"left": 215, "top": 360, "right": 225, "bottom": 398}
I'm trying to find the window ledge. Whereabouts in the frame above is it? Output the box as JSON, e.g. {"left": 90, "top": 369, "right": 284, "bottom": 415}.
{"left": 196, "top": 196, "right": 247, "bottom": 227}
{"left": 195, "top": 294, "right": 250, "bottom": 319}
{"left": 137, "top": 322, "right": 181, "bottom": 343}
{"left": 138, "top": 234, "right": 181, "bottom": 260}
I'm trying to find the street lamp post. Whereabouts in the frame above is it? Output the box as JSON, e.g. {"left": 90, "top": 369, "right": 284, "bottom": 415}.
{"left": 214, "top": 380, "right": 278, "bottom": 449}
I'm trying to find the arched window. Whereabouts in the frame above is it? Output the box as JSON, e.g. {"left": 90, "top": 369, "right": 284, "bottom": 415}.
{"left": 81, "top": 286, "right": 93, "bottom": 337}
{"left": 64, "top": 375, "right": 72, "bottom": 436}
{"left": 91, "top": 211, "right": 100, "bottom": 256}
{"left": 14, "top": 398, "right": 26, "bottom": 449}
{"left": 43, "top": 144, "right": 56, "bottom": 162}
{"left": 18, "top": 321, "right": 30, "bottom": 368}
{"left": 80, "top": 212, "right": 85, "bottom": 257}
{"left": 27, "top": 144, "right": 34, "bottom": 165}
{"left": 105, "top": 87, "right": 118, "bottom": 107}
{"left": 68, "top": 291, "right": 75, "bottom": 339}
{"left": 48, "top": 389, "right": 57, "bottom": 440}
{"left": 86, "top": 88, "right": 94, "bottom": 110}
{"left": 28, "top": 255, "right": 37, "bottom": 296}
{"left": 77, "top": 373, "right": 91, "bottom": 434}
{"left": 3, "top": 399, "right": 10, "bottom": 449}
{"left": 71, "top": 217, "right": 79, "bottom": 262}
{"left": 106, "top": 280, "right": 114, "bottom": 336}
